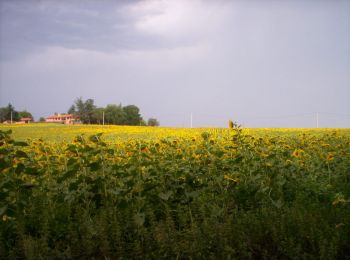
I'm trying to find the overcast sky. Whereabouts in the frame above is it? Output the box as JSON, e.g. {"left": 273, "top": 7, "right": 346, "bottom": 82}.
{"left": 0, "top": 0, "right": 349, "bottom": 127}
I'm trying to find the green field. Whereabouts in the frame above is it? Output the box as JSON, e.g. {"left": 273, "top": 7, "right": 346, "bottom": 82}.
{"left": 1, "top": 124, "right": 350, "bottom": 259}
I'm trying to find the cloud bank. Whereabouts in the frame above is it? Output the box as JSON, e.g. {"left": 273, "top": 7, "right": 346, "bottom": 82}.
{"left": 0, "top": 0, "right": 349, "bottom": 127}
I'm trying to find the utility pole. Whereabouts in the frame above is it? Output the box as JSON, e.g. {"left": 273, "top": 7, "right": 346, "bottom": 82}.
{"left": 316, "top": 112, "right": 319, "bottom": 128}
{"left": 10, "top": 111, "right": 13, "bottom": 124}
{"left": 102, "top": 111, "right": 105, "bottom": 125}
{"left": 190, "top": 113, "right": 193, "bottom": 128}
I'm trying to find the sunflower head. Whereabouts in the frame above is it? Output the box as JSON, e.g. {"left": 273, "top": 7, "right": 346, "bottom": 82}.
{"left": 326, "top": 153, "right": 335, "bottom": 161}
{"left": 292, "top": 149, "right": 303, "bottom": 158}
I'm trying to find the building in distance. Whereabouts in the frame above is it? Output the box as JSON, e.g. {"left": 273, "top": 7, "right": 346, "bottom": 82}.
{"left": 46, "top": 113, "right": 80, "bottom": 124}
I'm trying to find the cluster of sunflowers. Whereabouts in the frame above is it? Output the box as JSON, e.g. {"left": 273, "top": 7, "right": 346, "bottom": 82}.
{"left": 0, "top": 125, "right": 349, "bottom": 258}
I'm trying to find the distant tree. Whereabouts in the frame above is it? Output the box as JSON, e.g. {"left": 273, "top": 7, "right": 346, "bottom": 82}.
{"left": 147, "top": 118, "right": 159, "bottom": 126}
{"left": 85, "top": 99, "right": 95, "bottom": 124}
{"left": 140, "top": 119, "right": 147, "bottom": 126}
{"left": 0, "top": 103, "right": 19, "bottom": 122}
{"left": 0, "top": 107, "right": 7, "bottom": 122}
{"left": 67, "top": 98, "right": 146, "bottom": 126}
{"left": 39, "top": 117, "right": 46, "bottom": 122}
{"left": 74, "top": 97, "right": 86, "bottom": 122}
{"left": 18, "top": 110, "right": 33, "bottom": 120}
{"left": 75, "top": 97, "right": 84, "bottom": 113}
{"left": 72, "top": 97, "right": 96, "bottom": 124}
{"left": 67, "top": 105, "right": 76, "bottom": 114}
{"left": 104, "top": 104, "right": 125, "bottom": 125}
{"left": 92, "top": 107, "right": 105, "bottom": 124}
{"left": 123, "top": 105, "right": 142, "bottom": 125}
{"left": 8, "top": 103, "right": 19, "bottom": 121}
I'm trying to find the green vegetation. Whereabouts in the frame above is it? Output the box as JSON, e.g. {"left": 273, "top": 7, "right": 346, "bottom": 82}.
{"left": 0, "top": 103, "right": 33, "bottom": 122}
{"left": 0, "top": 125, "right": 349, "bottom": 259}
{"left": 68, "top": 97, "right": 157, "bottom": 126}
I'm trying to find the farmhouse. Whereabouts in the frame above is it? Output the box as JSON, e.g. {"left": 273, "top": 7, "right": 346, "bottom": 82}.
{"left": 46, "top": 113, "right": 79, "bottom": 124}
{"left": 20, "top": 117, "right": 33, "bottom": 124}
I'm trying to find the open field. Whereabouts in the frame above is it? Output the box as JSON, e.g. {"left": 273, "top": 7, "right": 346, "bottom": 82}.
{"left": 1, "top": 124, "right": 350, "bottom": 259}
{"left": 2, "top": 123, "right": 350, "bottom": 142}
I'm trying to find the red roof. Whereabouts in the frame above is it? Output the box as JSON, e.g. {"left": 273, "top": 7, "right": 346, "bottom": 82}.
{"left": 20, "top": 117, "right": 32, "bottom": 121}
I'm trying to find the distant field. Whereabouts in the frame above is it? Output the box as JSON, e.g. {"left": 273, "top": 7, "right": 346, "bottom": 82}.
{"left": 1, "top": 123, "right": 350, "bottom": 259}
{"left": 1, "top": 123, "right": 349, "bottom": 142}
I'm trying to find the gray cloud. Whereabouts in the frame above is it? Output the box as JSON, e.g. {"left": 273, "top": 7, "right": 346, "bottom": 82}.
{"left": 0, "top": 0, "right": 349, "bottom": 127}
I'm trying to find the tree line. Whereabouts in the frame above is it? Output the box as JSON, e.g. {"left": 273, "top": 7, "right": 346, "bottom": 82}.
{"left": 68, "top": 97, "right": 159, "bottom": 126}
{"left": 0, "top": 99, "right": 159, "bottom": 126}
{"left": 0, "top": 103, "right": 33, "bottom": 122}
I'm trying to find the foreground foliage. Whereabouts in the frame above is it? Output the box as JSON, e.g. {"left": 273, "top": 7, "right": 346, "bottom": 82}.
{"left": 0, "top": 126, "right": 350, "bottom": 259}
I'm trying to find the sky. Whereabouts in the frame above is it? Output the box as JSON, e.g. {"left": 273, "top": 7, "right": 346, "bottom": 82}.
{"left": 0, "top": 0, "right": 349, "bottom": 128}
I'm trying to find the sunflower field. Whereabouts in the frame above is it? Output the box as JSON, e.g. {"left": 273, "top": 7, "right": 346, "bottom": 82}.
{"left": 0, "top": 124, "right": 349, "bottom": 259}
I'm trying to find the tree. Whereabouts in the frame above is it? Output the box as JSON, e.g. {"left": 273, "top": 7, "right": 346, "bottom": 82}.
{"left": 74, "top": 97, "right": 86, "bottom": 122}
{"left": 104, "top": 104, "right": 125, "bottom": 125}
{"left": 18, "top": 110, "right": 33, "bottom": 120}
{"left": 0, "top": 107, "right": 7, "bottom": 122}
{"left": 67, "top": 105, "right": 76, "bottom": 114}
{"left": 147, "top": 118, "right": 159, "bottom": 126}
{"left": 123, "top": 105, "right": 142, "bottom": 125}
{"left": 67, "top": 98, "right": 146, "bottom": 126}
{"left": 0, "top": 103, "right": 19, "bottom": 122}
{"left": 72, "top": 97, "right": 96, "bottom": 124}
{"left": 140, "top": 119, "right": 147, "bottom": 126}
{"left": 39, "top": 117, "right": 46, "bottom": 122}
{"left": 84, "top": 99, "right": 95, "bottom": 124}
{"left": 92, "top": 107, "right": 105, "bottom": 124}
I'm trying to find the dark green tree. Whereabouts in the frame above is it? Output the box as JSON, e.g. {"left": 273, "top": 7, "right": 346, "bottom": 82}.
{"left": 84, "top": 99, "right": 95, "bottom": 124}
{"left": 67, "top": 105, "right": 76, "bottom": 114}
{"left": 0, "top": 103, "right": 19, "bottom": 122}
{"left": 147, "top": 118, "right": 159, "bottom": 126}
{"left": 72, "top": 97, "right": 96, "bottom": 124}
{"left": 18, "top": 110, "right": 33, "bottom": 120}
{"left": 104, "top": 104, "right": 125, "bottom": 125}
{"left": 92, "top": 107, "right": 105, "bottom": 124}
{"left": 67, "top": 98, "right": 146, "bottom": 126}
{"left": 0, "top": 107, "right": 7, "bottom": 122}
{"left": 123, "top": 105, "right": 142, "bottom": 125}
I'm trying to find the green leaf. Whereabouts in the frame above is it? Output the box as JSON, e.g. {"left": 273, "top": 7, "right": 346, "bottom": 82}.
{"left": 0, "top": 148, "right": 10, "bottom": 155}
{"left": 233, "top": 156, "right": 243, "bottom": 163}
{"left": 89, "top": 133, "right": 103, "bottom": 143}
{"left": 67, "top": 158, "right": 78, "bottom": 166}
{"left": 185, "top": 191, "right": 200, "bottom": 199}
{"left": 13, "top": 141, "right": 29, "bottom": 146}
{"left": 158, "top": 191, "right": 173, "bottom": 201}
{"left": 21, "top": 183, "right": 36, "bottom": 189}
{"left": 74, "top": 135, "right": 85, "bottom": 143}
{"left": 58, "top": 169, "right": 77, "bottom": 183}
{"left": 201, "top": 132, "right": 210, "bottom": 140}
{"left": 0, "top": 159, "right": 9, "bottom": 170}
{"left": 271, "top": 198, "right": 283, "bottom": 209}
{"left": 89, "top": 161, "right": 101, "bottom": 171}
{"left": 25, "top": 167, "right": 39, "bottom": 175}
{"left": 0, "top": 205, "right": 7, "bottom": 216}
{"left": 66, "top": 144, "right": 77, "bottom": 153}
{"left": 117, "top": 200, "right": 128, "bottom": 210}
{"left": 15, "top": 150, "right": 28, "bottom": 158}
{"left": 15, "top": 163, "right": 25, "bottom": 174}
{"left": 134, "top": 212, "right": 145, "bottom": 227}
{"left": 214, "top": 150, "right": 225, "bottom": 158}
